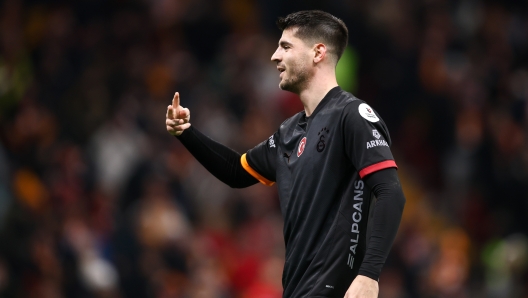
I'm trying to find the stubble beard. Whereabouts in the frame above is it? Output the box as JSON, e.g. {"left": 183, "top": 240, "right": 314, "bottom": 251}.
{"left": 279, "top": 61, "right": 310, "bottom": 94}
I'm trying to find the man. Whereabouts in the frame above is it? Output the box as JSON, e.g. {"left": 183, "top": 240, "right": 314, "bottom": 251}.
{"left": 166, "top": 10, "right": 405, "bottom": 298}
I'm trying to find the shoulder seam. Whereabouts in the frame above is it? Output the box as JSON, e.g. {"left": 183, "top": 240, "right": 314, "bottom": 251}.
{"left": 340, "top": 96, "right": 364, "bottom": 123}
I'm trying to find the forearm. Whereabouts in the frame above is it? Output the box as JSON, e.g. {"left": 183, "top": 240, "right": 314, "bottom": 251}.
{"left": 358, "top": 168, "right": 405, "bottom": 280}
{"left": 177, "top": 126, "right": 258, "bottom": 188}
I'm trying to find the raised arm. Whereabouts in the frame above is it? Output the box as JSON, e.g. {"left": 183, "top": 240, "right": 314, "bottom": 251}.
{"left": 166, "top": 92, "right": 258, "bottom": 188}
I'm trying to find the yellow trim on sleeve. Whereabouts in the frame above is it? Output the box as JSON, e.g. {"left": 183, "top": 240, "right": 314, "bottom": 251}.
{"left": 241, "top": 154, "right": 275, "bottom": 186}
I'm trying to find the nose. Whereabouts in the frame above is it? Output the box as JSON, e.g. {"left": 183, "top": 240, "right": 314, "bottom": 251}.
{"left": 271, "top": 47, "right": 281, "bottom": 62}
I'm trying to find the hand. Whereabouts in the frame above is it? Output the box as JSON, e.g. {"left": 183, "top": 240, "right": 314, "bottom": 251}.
{"left": 344, "top": 275, "right": 379, "bottom": 298}
{"left": 166, "top": 92, "right": 191, "bottom": 136}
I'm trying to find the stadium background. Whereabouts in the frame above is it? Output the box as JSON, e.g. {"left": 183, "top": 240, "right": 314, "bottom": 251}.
{"left": 0, "top": 0, "right": 527, "bottom": 297}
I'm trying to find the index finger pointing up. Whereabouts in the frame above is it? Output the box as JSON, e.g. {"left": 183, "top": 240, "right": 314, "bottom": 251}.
{"left": 172, "top": 92, "right": 180, "bottom": 108}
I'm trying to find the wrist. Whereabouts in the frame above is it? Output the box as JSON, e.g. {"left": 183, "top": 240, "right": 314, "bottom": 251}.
{"left": 175, "top": 124, "right": 193, "bottom": 139}
{"left": 357, "top": 271, "right": 379, "bottom": 282}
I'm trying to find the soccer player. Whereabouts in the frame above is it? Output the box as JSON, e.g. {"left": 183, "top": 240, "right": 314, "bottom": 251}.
{"left": 166, "top": 10, "right": 406, "bottom": 298}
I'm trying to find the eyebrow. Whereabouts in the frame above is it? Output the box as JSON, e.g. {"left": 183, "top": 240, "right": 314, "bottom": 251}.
{"left": 279, "top": 41, "right": 293, "bottom": 47}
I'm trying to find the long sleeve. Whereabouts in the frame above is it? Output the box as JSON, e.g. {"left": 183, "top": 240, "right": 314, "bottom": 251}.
{"left": 358, "top": 167, "right": 406, "bottom": 280}
{"left": 176, "top": 126, "right": 258, "bottom": 188}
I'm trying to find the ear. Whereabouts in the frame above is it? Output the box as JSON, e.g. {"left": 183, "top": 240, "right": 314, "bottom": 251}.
{"left": 313, "top": 43, "right": 327, "bottom": 64}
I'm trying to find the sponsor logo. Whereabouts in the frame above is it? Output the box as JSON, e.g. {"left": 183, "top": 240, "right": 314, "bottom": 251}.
{"left": 373, "top": 129, "right": 380, "bottom": 139}
{"left": 348, "top": 180, "right": 364, "bottom": 269}
{"left": 366, "top": 139, "right": 388, "bottom": 149}
{"left": 358, "top": 103, "right": 380, "bottom": 123}
{"left": 297, "top": 137, "right": 306, "bottom": 157}
{"left": 268, "top": 135, "right": 276, "bottom": 148}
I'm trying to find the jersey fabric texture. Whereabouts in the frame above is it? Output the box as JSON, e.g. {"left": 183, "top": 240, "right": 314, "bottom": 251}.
{"left": 241, "top": 87, "right": 397, "bottom": 298}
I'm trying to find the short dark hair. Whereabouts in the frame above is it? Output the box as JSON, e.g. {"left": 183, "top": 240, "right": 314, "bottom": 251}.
{"left": 277, "top": 10, "right": 348, "bottom": 63}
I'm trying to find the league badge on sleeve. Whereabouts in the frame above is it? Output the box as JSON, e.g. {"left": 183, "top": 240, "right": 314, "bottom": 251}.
{"left": 358, "top": 103, "right": 380, "bottom": 122}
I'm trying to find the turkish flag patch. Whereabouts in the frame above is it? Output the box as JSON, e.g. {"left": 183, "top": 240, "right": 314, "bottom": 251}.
{"left": 297, "top": 137, "right": 307, "bottom": 157}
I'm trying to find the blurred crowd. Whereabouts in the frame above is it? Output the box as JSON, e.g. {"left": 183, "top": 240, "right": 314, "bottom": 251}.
{"left": 1, "top": 0, "right": 528, "bottom": 297}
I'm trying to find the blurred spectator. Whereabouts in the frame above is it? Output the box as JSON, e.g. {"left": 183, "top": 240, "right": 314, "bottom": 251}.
{"left": 0, "top": 0, "right": 527, "bottom": 297}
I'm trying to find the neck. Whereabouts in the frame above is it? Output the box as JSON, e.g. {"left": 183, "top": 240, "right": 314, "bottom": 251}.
{"left": 298, "top": 69, "right": 338, "bottom": 117}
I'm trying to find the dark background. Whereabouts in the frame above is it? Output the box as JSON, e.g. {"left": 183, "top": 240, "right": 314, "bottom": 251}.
{"left": 0, "top": 0, "right": 527, "bottom": 297}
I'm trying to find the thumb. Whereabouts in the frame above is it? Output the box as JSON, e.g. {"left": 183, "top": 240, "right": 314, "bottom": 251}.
{"left": 172, "top": 92, "right": 180, "bottom": 108}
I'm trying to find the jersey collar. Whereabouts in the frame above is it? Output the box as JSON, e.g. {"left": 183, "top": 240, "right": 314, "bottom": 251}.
{"left": 305, "top": 86, "right": 342, "bottom": 120}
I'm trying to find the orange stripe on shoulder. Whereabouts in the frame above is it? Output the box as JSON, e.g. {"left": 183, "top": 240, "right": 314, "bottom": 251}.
{"left": 241, "top": 154, "right": 275, "bottom": 186}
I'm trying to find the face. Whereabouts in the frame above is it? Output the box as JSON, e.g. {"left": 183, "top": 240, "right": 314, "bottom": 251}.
{"left": 271, "top": 28, "right": 314, "bottom": 93}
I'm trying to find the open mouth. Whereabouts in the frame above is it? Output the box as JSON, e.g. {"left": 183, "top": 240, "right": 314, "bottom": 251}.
{"left": 277, "top": 66, "right": 285, "bottom": 77}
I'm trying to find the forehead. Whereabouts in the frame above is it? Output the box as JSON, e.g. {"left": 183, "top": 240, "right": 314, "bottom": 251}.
{"left": 279, "top": 28, "right": 307, "bottom": 45}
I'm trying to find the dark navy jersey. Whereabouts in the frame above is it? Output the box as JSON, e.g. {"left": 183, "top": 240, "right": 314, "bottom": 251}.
{"left": 240, "top": 87, "right": 397, "bottom": 298}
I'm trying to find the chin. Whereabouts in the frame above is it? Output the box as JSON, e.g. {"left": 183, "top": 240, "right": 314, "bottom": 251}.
{"left": 279, "top": 80, "right": 301, "bottom": 93}
{"left": 279, "top": 82, "right": 292, "bottom": 92}
{"left": 279, "top": 78, "right": 292, "bottom": 90}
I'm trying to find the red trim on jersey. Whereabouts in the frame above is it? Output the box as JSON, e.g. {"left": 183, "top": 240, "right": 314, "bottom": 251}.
{"left": 359, "top": 160, "right": 398, "bottom": 179}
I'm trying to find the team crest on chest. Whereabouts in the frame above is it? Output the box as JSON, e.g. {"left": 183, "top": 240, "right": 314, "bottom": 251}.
{"left": 317, "top": 127, "right": 330, "bottom": 152}
{"left": 297, "top": 137, "right": 307, "bottom": 157}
